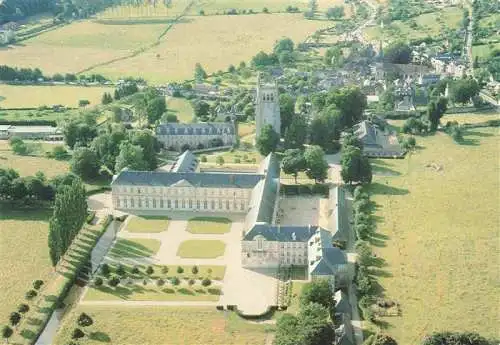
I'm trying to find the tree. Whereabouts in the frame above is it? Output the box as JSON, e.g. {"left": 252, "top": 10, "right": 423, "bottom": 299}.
{"left": 108, "top": 276, "right": 120, "bottom": 287}
{"left": 304, "top": 146, "right": 329, "bottom": 183}
{"left": 297, "top": 302, "right": 335, "bottom": 345}
{"left": 282, "top": 149, "right": 306, "bottom": 183}
{"left": 422, "top": 332, "right": 491, "bottom": 345}
{"left": 327, "top": 87, "right": 367, "bottom": 129}
{"left": 72, "top": 328, "right": 85, "bottom": 339}
{"left": 146, "top": 96, "right": 166, "bottom": 124}
{"left": 274, "top": 38, "right": 294, "bottom": 55}
{"left": 216, "top": 156, "right": 225, "bottom": 166}
{"left": 25, "top": 289, "right": 37, "bottom": 300}
{"left": 202, "top": 278, "right": 212, "bottom": 286}
{"left": 194, "top": 63, "right": 207, "bottom": 82}
{"left": 33, "top": 280, "right": 43, "bottom": 290}
{"left": 383, "top": 41, "right": 412, "bottom": 64}
{"left": 284, "top": 114, "right": 308, "bottom": 149}
{"left": 373, "top": 333, "right": 398, "bottom": 345}
{"left": 275, "top": 314, "right": 300, "bottom": 345}
{"left": 52, "top": 145, "right": 68, "bottom": 160}
{"left": 177, "top": 266, "right": 184, "bottom": 274}
{"left": 326, "top": 6, "right": 344, "bottom": 19}
{"left": 18, "top": 304, "right": 29, "bottom": 314}
{"left": 78, "top": 99, "right": 90, "bottom": 107}
{"left": 192, "top": 266, "right": 199, "bottom": 275}
{"left": 309, "top": 107, "right": 340, "bottom": 153}
{"left": 279, "top": 94, "right": 295, "bottom": 134}
{"left": 427, "top": 97, "right": 448, "bottom": 131}
{"left": 342, "top": 132, "right": 363, "bottom": 150}
{"left": 2, "top": 325, "right": 13, "bottom": 342}
{"left": 9, "top": 136, "right": 30, "bottom": 155}
{"left": 77, "top": 313, "right": 94, "bottom": 327}
{"left": 48, "top": 179, "right": 87, "bottom": 266}
{"left": 171, "top": 276, "right": 180, "bottom": 286}
{"left": 163, "top": 113, "right": 178, "bottom": 123}
{"left": 93, "top": 277, "right": 103, "bottom": 287}
{"left": 116, "top": 264, "right": 126, "bottom": 276}
{"left": 115, "top": 141, "right": 147, "bottom": 172}
{"left": 70, "top": 148, "right": 100, "bottom": 180}
{"left": 256, "top": 124, "right": 280, "bottom": 156}
{"left": 9, "top": 312, "right": 21, "bottom": 327}
{"left": 146, "top": 266, "right": 154, "bottom": 275}
{"left": 355, "top": 241, "right": 372, "bottom": 267}
{"left": 341, "top": 146, "right": 372, "bottom": 185}
{"left": 300, "top": 280, "right": 334, "bottom": 310}
{"left": 100, "top": 263, "right": 110, "bottom": 276}
{"left": 101, "top": 92, "right": 113, "bottom": 105}
{"left": 132, "top": 130, "right": 159, "bottom": 171}
{"left": 450, "top": 78, "right": 480, "bottom": 105}
{"left": 193, "top": 100, "right": 210, "bottom": 117}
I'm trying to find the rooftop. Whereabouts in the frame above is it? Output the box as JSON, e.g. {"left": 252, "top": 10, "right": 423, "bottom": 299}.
{"left": 170, "top": 150, "right": 199, "bottom": 173}
{"left": 244, "top": 223, "right": 317, "bottom": 242}
{"left": 156, "top": 122, "right": 235, "bottom": 136}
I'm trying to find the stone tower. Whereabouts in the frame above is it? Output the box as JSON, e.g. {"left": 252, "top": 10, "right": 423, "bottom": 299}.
{"left": 255, "top": 74, "right": 281, "bottom": 137}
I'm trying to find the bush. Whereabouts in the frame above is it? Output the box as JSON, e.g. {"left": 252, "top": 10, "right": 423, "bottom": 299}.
{"left": 108, "top": 276, "right": 120, "bottom": 287}
{"left": 171, "top": 277, "right": 180, "bottom": 286}
{"left": 202, "top": 278, "right": 212, "bottom": 287}
{"left": 188, "top": 279, "right": 195, "bottom": 286}
{"left": 192, "top": 266, "right": 198, "bottom": 275}
{"left": 25, "top": 289, "right": 37, "bottom": 300}
{"left": 18, "top": 304, "right": 30, "bottom": 314}
{"left": 77, "top": 312, "right": 93, "bottom": 327}
{"left": 146, "top": 266, "right": 154, "bottom": 275}
{"left": 262, "top": 7, "right": 269, "bottom": 13}
{"left": 161, "top": 266, "right": 169, "bottom": 274}
{"left": 177, "top": 266, "right": 184, "bottom": 274}
{"left": 156, "top": 279, "right": 165, "bottom": 287}
{"left": 200, "top": 155, "right": 207, "bottom": 163}
{"left": 33, "top": 280, "right": 44, "bottom": 290}
{"left": 72, "top": 328, "right": 85, "bottom": 339}
{"left": 100, "top": 263, "right": 110, "bottom": 276}
{"left": 131, "top": 266, "right": 140, "bottom": 274}
{"left": 116, "top": 264, "right": 126, "bottom": 276}
{"left": 93, "top": 277, "right": 103, "bottom": 287}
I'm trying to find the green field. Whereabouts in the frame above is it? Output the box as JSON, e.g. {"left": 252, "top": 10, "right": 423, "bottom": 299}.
{"left": 367, "top": 128, "right": 499, "bottom": 343}
{"left": 364, "top": 7, "right": 462, "bottom": 42}
{"left": 53, "top": 306, "right": 273, "bottom": 345}
{"left": 177, "top": 240, "right": 226, "bottom": 258}
{"left": 85, "top": 284, "right": 221, "bottom": 301}
{"left": 472, "top": 42, "right": 500, "bottom": 59}
{"left": 0, "top": 108, "right": 80, "bottom": 122}
{"left": 165, "top": 96, "right": 195, "bottom": 123}
{"left": 109, "top": 238, "right": 161, "bottom": 259}
{"left": 0, "top": 208, "right": 54, "bottom": 319}
{"left": 187, "top": 217, "right": 232, "bottom": 234}
{"left": 0, "top": 85, "right": 113, "bottom": 108}
{"left": 125, "top": 216, "right": 169, "bottom": 233}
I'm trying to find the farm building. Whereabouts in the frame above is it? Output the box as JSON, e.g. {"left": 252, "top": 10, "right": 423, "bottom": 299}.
{"left": 0, "top": 125, "right": 62, "bottom": 140}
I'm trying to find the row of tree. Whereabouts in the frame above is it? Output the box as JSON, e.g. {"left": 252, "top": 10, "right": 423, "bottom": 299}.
{"left": 0, "top": 65, "right": 109, "bottom": 83}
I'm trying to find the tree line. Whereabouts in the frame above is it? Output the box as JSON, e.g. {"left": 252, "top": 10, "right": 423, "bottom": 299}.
{"left": 0, "top": 65, "right": 109, "bottom": 83}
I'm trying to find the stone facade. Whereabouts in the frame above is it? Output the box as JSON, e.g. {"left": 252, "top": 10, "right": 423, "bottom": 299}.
{"left": 255, "top": 74, "right": 281, "bottom": 137}
{"left": 156, "top": 122, "right": 236, "bottom": 151}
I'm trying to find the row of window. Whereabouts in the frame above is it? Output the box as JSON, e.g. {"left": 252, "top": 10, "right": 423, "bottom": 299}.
{"left": 116, "top": 197, "right": 246, "bottom": 211}
{"left": 118, "top": 186, "right": 248, "bottom": 197}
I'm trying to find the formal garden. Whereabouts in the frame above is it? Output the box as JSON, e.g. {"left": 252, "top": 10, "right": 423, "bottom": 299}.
{"left": 108, "top": 238, "right": 161, "bottom": 259}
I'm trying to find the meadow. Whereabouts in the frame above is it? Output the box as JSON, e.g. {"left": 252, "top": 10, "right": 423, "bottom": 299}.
{"left": 91, "top": 14, "right": 331, "bottom": 83}
{"left": 472, "top": 42, "right": 500, "bottom": 59}
{"left": 0, "top": 208, "right": 54, "bottom": 319}
{"left": 166, "top": 96, "right": 195, "bottom": 123}
{"left": 0, "top": 85, "right": 113, "bottom": 108}
{"left": 367, "top": 127, "right": 499, "bottom": 343}
{"left": 363, "top": 7, "right": 462, "bottom": 42}
{"left": 53, "top": 306, "right": 273, "bottom": 345}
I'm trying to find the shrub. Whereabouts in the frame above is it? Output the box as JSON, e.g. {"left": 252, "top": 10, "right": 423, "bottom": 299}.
{"left": 77, "top": 312, "right": 93, "bottom": 327}
{"left": 146, "top": 266, "right": 154, "bottom": 275}
{"left": 161, "top": 266, "right": 169, "bottom": 274}
{"left": 131, "top": 266, "right": 140, "bottom": 274}
{"left": 9, "top": 312, "right": 21, "bottom": 327}
{"left": 93, "top": 277, "right": 103, "bottom": 287}
{"left": 233, "top": 157, "right": 241, "bottom": 163}
{"left": 116, "top": 264, "right": 126, "bottom": 276}
{"left": 171, "top": 277, "right": 180, "bottom": 286}
{"left": 200, "top": 155, "right": 207, "bottom": 162}
{"left": 192, "top": 266, "right": 199, "bottom": 275}
{"left": 100, "top": 263, "right": 110, "bottom": 276}
{"left": 25, "top": 289, "right": 37, "bottom": 300}
{"left": 108, "top": 276, "right": 120, "bottom": 287}
{"left": 188, "top": 279, "right": 195, "bottom": 286}
{"left": 262, "top": 7, "right": 269, "bottom": 13}
{"left": 156, "top": 279, "right": 165, "bottom": 287}
{"left": 72, "top": 328, "right": 85, "bottom": 339}
{"left": 18, "top": 304, "right": 29, "bottom": 314}
{"left": 177, "top": 266, "right": 184, "bottom": 274}
{"left": 33, "top": 280, "right": 44, "bottom": 290}
{"left": 202, "top": 278, "right": 212, "bottom": 287}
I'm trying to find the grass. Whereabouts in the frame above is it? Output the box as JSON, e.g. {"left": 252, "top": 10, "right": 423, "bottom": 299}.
{"left": 363, "top": 7, "right": 462, "bottom": 42}
{"left": 0, "top": 208, "right": 54, "bottom": 319}
{"left": 177, "top": 240, "right": 226, "bottom": 258}
{"left": 442, "top": 111, "right": 500, "bottom": 125}
{"left": 91, "top": 14, "right": 331, "bottom": 82}
{"left": 109, "top": 238, "right": 161, "bottom": 259}
{"left": 472, "top": 42, "right": 500, "bottom": 59}
{"left": 0, "top": 108, "right": 80, "bottom": 122}
{"left": 238, "top": 122, "right": 255, "bottom": 138}
{"left": 287, "top": 281, "right": 306, "bottom": 315}
{"left": 0, "top": 141, "right": 69, "bottom": 178}
{"left": 187, "top": 217, "right": 232, "bottom": 234}
{"left": 0, "top": 85, "right": 113, "bottom": 108}
{"left": 100, "top": 263, "right": 226, "bottom": 280}
{"left": 125, "top": 215, "right": 169, "bottom": 233}
{"left": 165, "top": 96, "right": 195, "bottom": 123}
{"left": 53, "top": 306, "right": 274, "bottom": 345}
{"left": 367, "top": 128, "right": 499, "bottom": 343}
{"left": 85, "top": 284, "right": 222, "bottom": 301}
{"left": 202, "top": 149, "right": 262, "bottom": 165}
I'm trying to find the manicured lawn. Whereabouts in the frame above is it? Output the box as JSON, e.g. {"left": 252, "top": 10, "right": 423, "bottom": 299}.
{"left": 100, "top": 263, "right": 226, "bottom": 280}
{"left": 202, "top": 149, "right": 262, "bottom": 165}
{"left": 187, "top": 217, "right": 232, "bottom": 234}
{"left": 177, "top": 240, "right": 226, "bottom": 258}
{"left": 0, "top": 208, "right": 54, "bottom": 319}
{"left": 367, "top": 128, "right": 499, "bottom": 343}
{"left": 125, "top": 216, "right": 169, "bottom": 233}
{"left": 85, "top": 284, "right": 222, "bottom": 301}
{"left": 109, "top": 238, "right": 161, "bottom": 259}
{"left": 53, "top": 306, "right": 273, "bottom": 345}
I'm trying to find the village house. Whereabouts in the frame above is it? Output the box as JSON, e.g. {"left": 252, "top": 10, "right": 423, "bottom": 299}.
{"left": 156, "top": 122, "right": 236, "bottom": 151}
{"left": 372, "top": 62, "right": 432, "bottom": 81}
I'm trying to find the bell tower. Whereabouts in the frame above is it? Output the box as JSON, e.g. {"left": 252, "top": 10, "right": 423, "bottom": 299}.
{"left": 255, "top": 74, "right": 281, "bottom": 138}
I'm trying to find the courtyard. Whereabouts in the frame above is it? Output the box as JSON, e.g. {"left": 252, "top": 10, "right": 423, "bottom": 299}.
{"left": 84, "top": 212, "right": 278, "bottom": 314}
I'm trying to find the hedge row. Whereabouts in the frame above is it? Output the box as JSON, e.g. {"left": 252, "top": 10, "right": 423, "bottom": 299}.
{"left": 280, "top": 183, "right": 330, "bottom": 196}
{"left": 0, "top": 119, "right": 58, "bottom": 126}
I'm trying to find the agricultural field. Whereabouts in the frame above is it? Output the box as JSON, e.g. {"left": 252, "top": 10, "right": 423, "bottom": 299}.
{"left": 0, "top": 208, "right": 54, "bottom": 319}
{"left": 367, "top": 128, "right": 499, "bottom": 343}
{"left": 472, "top": 42, "right": 500, "bottom": 59}
{"left": 53, "top": 306, "right": 273, "bottom": 345}
{"left": 0, "top": 141, "right": 69, "bottom": 178}
{"left": 165, "top": 96, "right": 195, "bottom": 123}
{"left": 91, "top": 14, "right": 332, "bottom": 83}
{"left": 0, "top": 85, "right": 113, "bottom": 108}
{"left": 0, "top": 108, "right": 80, "bottom": 122}
{"left": 363, "top": 6, "right": 462, "bottom": 42}
{"left": 97, "top": 0, "right": 192, "bottom": 20}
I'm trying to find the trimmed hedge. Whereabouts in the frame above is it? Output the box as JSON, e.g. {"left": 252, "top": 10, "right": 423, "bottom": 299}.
{"left": 85, "top": 186, "right": 111, "bottom": 196}
{"left": 280, "top": 183, "right": 330, "bottom": 197}
{"left": 234, "top": 306, "right": 278, "bottom": 320}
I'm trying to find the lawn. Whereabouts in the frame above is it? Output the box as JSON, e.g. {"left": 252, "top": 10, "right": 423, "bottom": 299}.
{"left": 0, "top": 85, "right": 113, "bottom": 108}
{"left": 53, "top": 306, "right": 273, "bottom": 345}
{"left": 91, "top": 14, "right": 331, "bottom": 83}
{"left": 177, "top": 240, "right": 226, "bottom": 258}
{"left": 202, "top": 149, "right": 262, "bottom": 165}
{"left": 367, "top": 128, "right": 499, "bottom": 343}
{"left": 85, "top": 284, "right": 222, "bottom": 301}
{"left": 238, "top": 122, "right": 255, "bottom": 138}
{"left": 0, "top": 141, "right": 69, "bottom": 178}
{"left": 287, "top": 281, "right": 307, "bottom": 315}
{"left": 442, "top": 111, "right": 500, "bottom": 125}
{"left": 0, "top": 208, "right": 54, "bottom": 319}
{"left": 109, "top": 238, "right": 161, "bottom": 259}
{"left": 472, "top": 42, "right": 500, "bottom": 59}
{"left": 187, "top": 217, "right": 232, "bottom": 234}
{"left": 125, "top": 216, "right": 169, "bottom": 233}
{"left": 165, "top": 96, "right": 195, "bottom": 123}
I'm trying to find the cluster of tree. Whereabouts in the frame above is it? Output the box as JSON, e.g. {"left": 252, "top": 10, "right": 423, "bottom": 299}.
{"left": 0, "top": 65, "right": 110, "bottom": 83}
{"left": 0, "top": 169, "right": 70, "bottom": 203}
{"left": 422, "top": 332, "right": 494, "bottom": 345}
{"left": 449, "top": 78, "right": 480, "bottom": 105}
{"left": 101, "top": 92, "right": 113, "bottom": 105}
{"left": 113, "top": 81, "right": 139, "bottom": 100}
{"left": 1, "top": 281, "right": 45, "bottom": 342}
{"left": 63, "top": 111, "right": 99, "bottom": 149}
{"left": 275, "top": 280, "right": 335, "bottom": 345}
{"left": 383, "top": 41, "right": 412, "bottom": 64}
{"left": 281, "top": 146, "right": 329, "bottom": 183}
{"left": 355, "top": 240, "right": 376, "bottom": 320}
{"left": 133, "top": 88, "right": 167, "bottom": 125}
{"left": 8, "top": 136, "right": 40, "bottom": 156}
{"left": 444, "top": 121, "right": 464, "bottom": 143}
{"left": 427, "top": 96, "right": 448, "bottom": 131}
{"left": 402, "top": 116, "right": 429, "bottom": 135}
{"left": 352, "top": 185, "right": 376, "bottom": 242}
{"left": 285, "top": 5, "right": 300, "bottom": 13}
{"left": 387, "top": 0, "right": 428, "bottom": 21}
{"left": 340, "top": 133, "right": 372, "bottom": 185}
{"left": 70, "top": 123, "right": 159, "bottom": 180}
{"left": 48, "top": 177, "right": 87, "bottom": 266}
{"left": 326, "top": 6, "right": 345, "bottom": 19}
{"left": 324, "top": 46, "right": 344, "bottom": 67}
{"left": 71, "top": 312, "right": 95, "bottom": 341}
{"left": 194, "top": 63, "right": 208, "bottom": 82}
{"left": 252, "top": 38, "right": 296, "bottom": 68}
{"left": 377, "top": 85, "right": 396, "bottom": 112}
{"left": 303, "top": 0, "right": 317, "bottom": 19}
